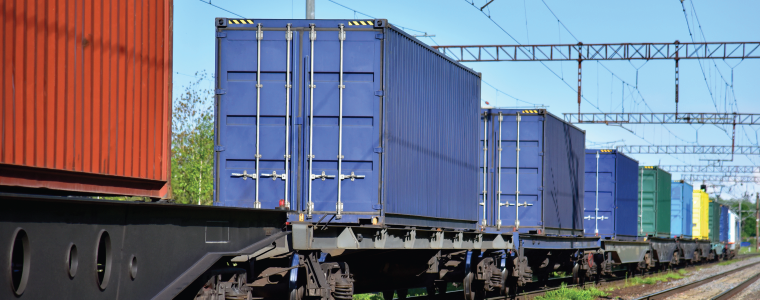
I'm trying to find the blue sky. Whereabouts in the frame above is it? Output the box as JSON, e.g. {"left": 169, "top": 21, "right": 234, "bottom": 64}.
{"left": 174, "top": 0, "right": 760, "bottom": 198}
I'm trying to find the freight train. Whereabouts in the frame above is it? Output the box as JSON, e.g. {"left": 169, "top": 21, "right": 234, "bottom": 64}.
{"left": 0, "top": 15, "right": 740, "bottom": 300}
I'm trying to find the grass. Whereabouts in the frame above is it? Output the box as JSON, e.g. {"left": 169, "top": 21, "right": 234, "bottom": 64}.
{"left": 718, "top": 259, "right": 739, "bottom": 266}
{"left": 624, "top": 271, "right": 684, "bottom": 287}
{"left": 676, "top": 269, "right": 688, "bottom": 275}
{"left": 534, "top": 283, "right": 609, "bottom": 300}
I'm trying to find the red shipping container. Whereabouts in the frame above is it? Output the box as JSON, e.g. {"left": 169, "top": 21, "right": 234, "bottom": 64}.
{"left": 1, "top": 0, "right": 173, "bottom": 198}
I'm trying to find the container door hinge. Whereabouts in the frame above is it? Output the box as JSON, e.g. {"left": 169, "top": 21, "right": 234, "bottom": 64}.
{"left": 214, "top": 146, "right": 225, "bottom": 152}
{"left": 215, "top": 89, "right": 226, "bottom": 95}
{"left": 375, "top": 33, "right": 384, "bottom": 40}
{"left": 295, "top": 117, "right": 303, "bottom": 125}
{"left": 372, "top": 204, "right": 382, "bottom": 210}
{"left": 538, "top": 187, "right": 543, "bottom": 191}
{"left": 374, "top": 147, "right": 383, "bottom": 153}
{"left": 216, "top": 32, "right": 227, "bottom": 38}
{"left": 375, "top": 90, "right": 384, "bottom": 96}
{"left": 538, "top": 152, "right": 544, "bottom": 156}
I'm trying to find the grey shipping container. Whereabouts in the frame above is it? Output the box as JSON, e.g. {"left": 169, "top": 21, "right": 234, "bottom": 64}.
{"left": 213, "top": 19, "right": 481, "bottom": 228}
{"left": 479, "top": 109, "right": 585, "bottom": 235}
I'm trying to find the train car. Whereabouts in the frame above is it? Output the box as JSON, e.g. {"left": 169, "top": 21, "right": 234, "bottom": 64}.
{"left": 210, "top": 18, "right": 527, "bottom": 300}
{"left": 671, "top": 180, "right": 696, "bottom": 264}
{"left": 479, "top": 109, "right": 585, "bottom": 235}
{"left": 582, "top": 149, "right": 639, "bottom": 239}
{"left": 638, "top": 166, "right": 677, "bottom": 267}
{"left": 0, "top": 0, "right": 173, "bottom": 199}
{"left": 692, "top": 189, "right": 712, "bottom": 261}
{"left": 212, "top": 18, "right": 481, "bottom": 229}
{"left": 671, "top": 181, "right": 693, "bottom": 239}
{"left": 638, "top": 166, "right": 672, "bottom": 238}
{"left": 476, "top": 108, "right": 602, "bottom": 287}
{"left": 729, "top": 210, "right": 738, "bottom": 250}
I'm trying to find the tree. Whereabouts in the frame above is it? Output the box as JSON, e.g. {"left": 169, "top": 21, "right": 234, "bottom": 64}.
{"left": 171, "top": 71, "right": 214, "bottom": 205}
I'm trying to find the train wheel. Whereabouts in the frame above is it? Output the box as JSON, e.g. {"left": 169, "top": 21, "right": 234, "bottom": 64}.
{"left": 572, "top": 263, "right": 583, "bottom": 286}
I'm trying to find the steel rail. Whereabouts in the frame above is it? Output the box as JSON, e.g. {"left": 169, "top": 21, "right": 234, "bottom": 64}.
{"left": 711, "top": 271, "right": 760, "bottom": 300}
{"left": 633, "top": 261, "right": 760, "bottom": 300}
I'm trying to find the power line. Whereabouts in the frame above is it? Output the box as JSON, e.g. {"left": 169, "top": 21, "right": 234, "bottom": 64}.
{"left": 198, "top": 0, "right": 245, "bottom": 18}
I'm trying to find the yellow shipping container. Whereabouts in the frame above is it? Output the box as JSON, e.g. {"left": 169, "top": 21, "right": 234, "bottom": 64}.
{"left": 692, "top": 190, "right": 710, "bottom": 240}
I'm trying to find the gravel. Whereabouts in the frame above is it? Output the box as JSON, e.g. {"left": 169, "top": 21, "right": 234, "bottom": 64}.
{"left": 663, "top": 263, "right": 760, "bottom": 299}
{"left": 611, "top": 255, "right": 760, "bottom": 300}
{"left": 731, "top": 272, "right": 760, "bottom": 300}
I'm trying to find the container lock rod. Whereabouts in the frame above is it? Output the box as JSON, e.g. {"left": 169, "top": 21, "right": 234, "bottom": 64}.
{"left": 283, "top": 24, "right": 293, "bottom": 209}
{"left": 307, "top": 24, "right": 317, "bottom": 218}
{"left": 254, "top": 23, "right": 264, "bottom": 209}
{"left": 497, "top": 112, "right": 513, "bottom": 230}
{"left": 480, "top": 113, "right": 488, "bottom": 227}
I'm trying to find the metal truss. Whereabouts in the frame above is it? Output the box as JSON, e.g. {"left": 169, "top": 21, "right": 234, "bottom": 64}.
{"left": 682, "top": 174, "right": 760, "bottom": 183}
{"left": 659, "top": 165, "right": 760, "bottom": 173}
{"left": 563, "top": 113, "right": 760, "bottom": 125}
{"left": 615, "top": 145, "right": 760, "bottom": 155}
{"left": 432, "top": 42, "right": 760, "bottom": 62}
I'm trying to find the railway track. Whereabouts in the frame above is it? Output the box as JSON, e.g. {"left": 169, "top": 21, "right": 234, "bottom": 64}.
{"left": 633, "top": 260, "right": 760, "bottom": 300}
{"left": 398, "top": 254, "right": 760, "bottom": 300}
{"left": 709, "top": 271, "right": 760, "bottom": 300}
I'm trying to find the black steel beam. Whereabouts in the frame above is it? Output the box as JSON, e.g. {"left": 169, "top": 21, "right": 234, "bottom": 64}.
{"left": 0, "top": 193, "right": 287, "bottom": 299}
{"left": 615, "top": 145, "right": 760, "bottom": 155}
{"left": 432, "top": 42, "right": 760, "bottom": 62}
{"left": 563, "top": 113, "right": 760, "bottom": 125}
{"left": 659, "top": 165, "right": 760, "bottom": 173}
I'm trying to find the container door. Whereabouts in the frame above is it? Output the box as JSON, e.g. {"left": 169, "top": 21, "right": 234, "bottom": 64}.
{"left": 638, "top": 169, "right": 656, "bottom": 235}
{"left": 683, "top": 187, "right": 693, "bottom": 237}
{"left": 215, "top": 25, "right": 299, "bottom": 209}
{"left": 300, "top": 25, "right": 381, "bottom": 221}
{"left": 671, "top": 183, "right": 683, "bottom": 236}
{"left": 497, "top": 113, "right": 542, "bottom": 231}
{"left": 583, "top": 153, "right": 615, "bottom": 236}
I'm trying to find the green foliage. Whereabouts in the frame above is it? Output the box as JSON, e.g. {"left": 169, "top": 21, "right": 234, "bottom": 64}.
{"left": 625, "top": 271, "right": 683, "bottom": 286}
{"left": 718, "top": 259, "right": 740, "bottom": 266}
{"left": 535, "top": 283, "right": 608, "bottom": 300}
{"left": 171, "top": 71, "right": 215, "bottom": 205}
{"left": 353, "top": 293, "right": 384, "bottom": 300}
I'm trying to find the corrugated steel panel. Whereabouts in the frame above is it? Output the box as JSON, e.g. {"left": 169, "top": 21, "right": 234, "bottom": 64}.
{"left": 213, "top": 20, "right": 480, "bottom": 227}
{"left": 481, "top": 109, "right": 584, "bottom": 235}
{"left": 709, "top": 201, "right": 719, "bottom": 243}
{"left": 583, "top": 149, "right": 638, "bottom": 239}
{"left": 720, "top": 205, "right": 729, "bottom": 242}
{"left": 383, "top": 25, "right": 480, "bottom": 226}
{"left": 638, "top": 166, "right": 671, "bottom": 237}
{"left": 1, "top": 0, "right": 173, "bottom": 198}
{"left": 671, "top": 181, "right": 693, "bottom": 238}
{"left": 692, "top": 190, "right": 709, "bottom": 240}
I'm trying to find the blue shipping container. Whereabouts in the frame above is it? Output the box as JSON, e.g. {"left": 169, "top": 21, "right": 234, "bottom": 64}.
{"left": 582, "top": 149, "right": 639, "bottom": 239}
{"left": 720, "top": 205, "right": 729, "bottom": 242}
{"left": 480, "top": 109, "right": 585, "bottom": 235}
{"left": 670, "top": 181, "right": 693, "bottom": 238}
{"left": 213, "top": 19, "right": 481, "bottom": 228}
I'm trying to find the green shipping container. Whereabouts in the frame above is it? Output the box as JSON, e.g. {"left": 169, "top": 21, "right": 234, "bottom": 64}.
{"left": 709, "top": 201, "right": 720, "bottom": 243}
{"left": 638, "top": 166, "right": 672, "bottom": 237}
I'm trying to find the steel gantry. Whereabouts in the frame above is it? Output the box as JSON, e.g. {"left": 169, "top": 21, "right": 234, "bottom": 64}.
{"left": 683, "top": 174, "right": 760, "bottom": 183}
{"left": 615, "top": 145, "right": 760, "bottom": 155}
{"left": 431, "top": 41, "right": 760, "bottom": 115}
{"left": 563, "top": 112, "right": 760, "bottom": 125}
{"left": 659, "top": 165, "right": 760, "bottom": 173}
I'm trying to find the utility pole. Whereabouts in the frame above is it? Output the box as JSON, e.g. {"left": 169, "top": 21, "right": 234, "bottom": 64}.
{"left": 306, "top": 0, "right": 315, "bottom": 19}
